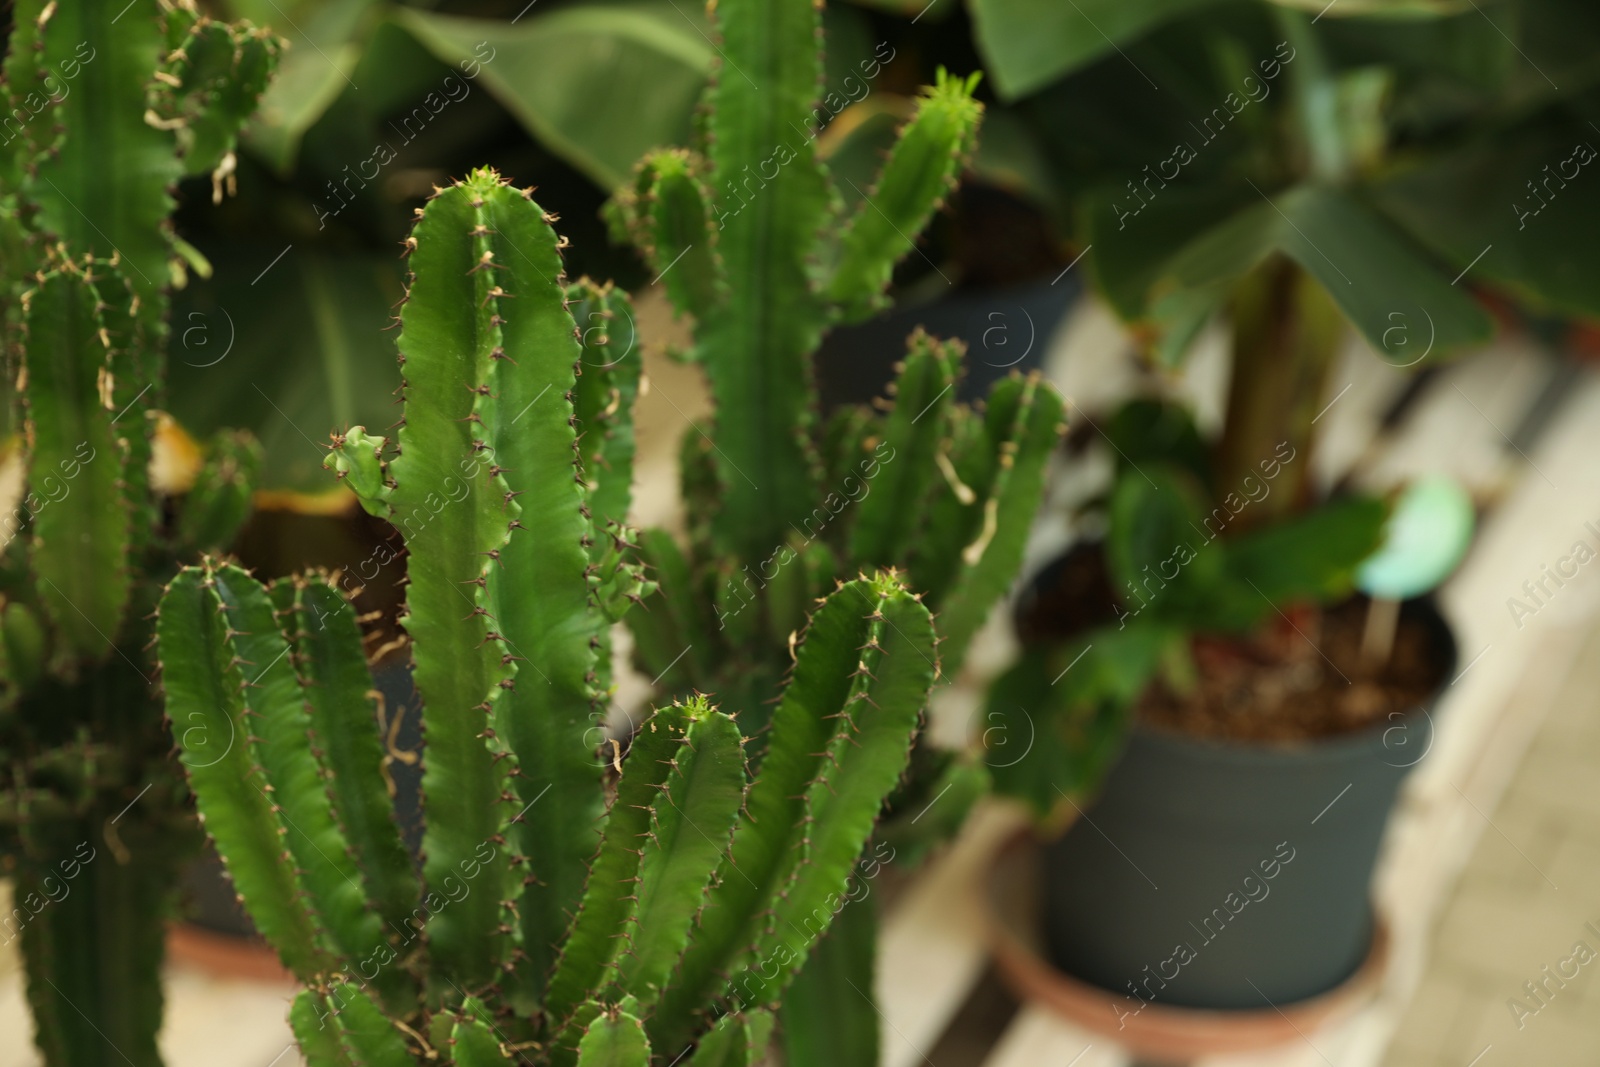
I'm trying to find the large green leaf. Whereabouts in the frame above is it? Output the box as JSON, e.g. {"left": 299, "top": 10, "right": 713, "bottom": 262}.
{"left": 232, "top": 0, "right": 381, "bottom": 172}
{"left": 1228, "top": 494, "right": 1388, "bottom": 605}
{"left": 1158, "top": 183, "right": 1492, "bottom": 361}
{"left": 1104, "top": 464, "right": 1228, "bottom": 627}
{"left": 1374, "top": 123, "right": 1600, "bottom": 319}
{"left": 1080, "top": 181, "right": 1257, "bottom": 320}
{"left": 399, "top": 4, "right": 714, "bottom": 190}
{"left": 968, "top": 0, "right": 1224, "bottom": 100}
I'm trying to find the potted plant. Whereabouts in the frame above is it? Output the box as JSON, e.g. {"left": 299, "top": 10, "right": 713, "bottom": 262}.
{"left": 960, "top": 0, "right": 1579, "bottom": 1047}
{"left": 156, "top": 165, "right": 942, "bottom": 1066}
{"left": 0, "top": 3, "right": 278, "bottom": 1063}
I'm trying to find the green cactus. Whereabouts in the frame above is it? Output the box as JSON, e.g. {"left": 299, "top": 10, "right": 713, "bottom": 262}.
{"left": 609, "top": 0, "right": 1063, "bottom": 716}
{"left": 157, "top": 167, "right": 939, "bottom": 1066}
{"left": 604, "top": 5, "right": 1064, "bottom": 1057}
{"left": 0, "top": 3, "right": 279, "bottom": 1064}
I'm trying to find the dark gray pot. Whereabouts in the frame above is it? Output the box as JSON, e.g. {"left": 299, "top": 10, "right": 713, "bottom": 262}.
{"left": 1040, "top": 599, "right": 1456, "bottom": 1011}
{"left": 813, "top": 273, "right": 1078, "bottom": 410}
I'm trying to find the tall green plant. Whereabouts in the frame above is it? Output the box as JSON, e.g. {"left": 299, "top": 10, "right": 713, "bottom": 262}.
{"left": 610, "top": 0, "right": 1063, "bottom": 808}
{"left": 605, "top": 5, "right": 1064, "bottom": 1059}
{"left": 0, "top": 3, "right": 277, "bottom": 1064}
{"left": 156, "top": 167, "right": 940, "bottom": 1067}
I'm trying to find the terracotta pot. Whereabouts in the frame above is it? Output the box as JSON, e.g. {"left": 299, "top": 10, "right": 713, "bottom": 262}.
{"left": 984, "top": 829, "right": 1390, "bottom": 1061}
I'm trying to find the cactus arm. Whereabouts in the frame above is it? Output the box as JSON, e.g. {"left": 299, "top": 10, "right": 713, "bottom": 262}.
{"left": 762, "top": 534, "right": 832, "bottom": 652}
{"left": 2, "top": 1, "right": 51, "bottom": 172}
{"left": 1, "top": 602, "right": 46, "bottom": 696}
{"left": 848, "top": 332, "right": 963, "bottom": 567}
{"left": 684, "top": 1010, "right": 774, "bottom": 1067}
{"left": 325, "top": 427, "right": 392, "bottom": 517}
{"left": 290, "top": 989, "right": 356, "bottom": 1067}
{"left": 382, "top": 180, "right": 515, "bottom": 989}
{"left": 28, "top": 0, "right": 178, "bottom": 309}
{"left": 545, "top": 700, "right": 693, "bottom": 1027}
{"left": 905, "top": 404, "right": 988, "bottom": 606}
{"left": 780, "top": 894, "right": 878, "bottom": 1067}
{"left": 823, "top": 71, "right": 984, "bottom": 324}
{"left": 155, "top": 566, "right": 331, "bottom": 978}
{"left": 678, "top": 432, "right": 721, "bottom": 562}
{"left": 322, "top": 983, "right": 418, "bottom": 1067}
{"left": 699, "top": 0, "right": 829, "bottom": 561}
{"left": 23, "top": 265, "right": 132, "bottom": 665}
{"left": 470, "top": 174, "right": 603, "bottom": 993}
{"left": 653, "top": 575, "right": 935, "bottom": 1048}
{"left": 569, "top": 279, "right": 641, "bottom": 535}
{"left": 157, "top": 19, "right": 281, "bottom": 178}
{"left": 177, "top": 429, "right": 262, "bottom": 553}
{"left": 91, "top": 266, "right": 158, "bottom": 555}
{"left": 576, "top": 1008, "right": 651, "bottom": 1067}
{"left": 205, "top": 563, "right": 398, "bottom": 993}
{"left": 450, "top": 997, "right": 514, "bottom": 1065}
{"left": 19, "top": 819, "right": 173, "bottom": 1067}
{"left": 930, "top": 373, "right": 1065, "bottom": 676}
{"left": 283, "top": 575, "right": 420, "bottom": 938}
{"left": 742, "top": 579, "right": 935, "bottom": 986}
{"left": 655, "top": 580, "right": 876, "bottom": 1040}
{"left": 625, "top": 528, "right": 714, "bottom": 692}
{"left": 634, "top": 150, "right": 725, "bottom": 323}
{"left": 821, "top": 404, "right": 877, "bottom": 500}
{"left": 614, "top": 706, "right": 746, "bottom": 1005}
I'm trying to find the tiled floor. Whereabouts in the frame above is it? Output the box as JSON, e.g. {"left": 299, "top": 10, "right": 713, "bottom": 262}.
{"left": 1381, "top": 620, "right": 1600, "bottom": 1067}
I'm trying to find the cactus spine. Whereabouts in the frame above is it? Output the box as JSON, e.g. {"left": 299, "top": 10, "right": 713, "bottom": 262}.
{"left": 0, "top": 3, "right": 278, "bottom": 1064}
{"left": 156, "top": 168, "right": 939, "bottom": 1066}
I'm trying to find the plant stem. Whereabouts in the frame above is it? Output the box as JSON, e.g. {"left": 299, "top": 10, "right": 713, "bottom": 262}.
{"left": 1213, "top": 257, "right": 1343, "bottom": 530}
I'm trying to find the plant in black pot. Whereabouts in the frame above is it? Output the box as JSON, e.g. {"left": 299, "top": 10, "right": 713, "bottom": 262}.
{"left": 965, "top": 0, "right": 1572, "bottom": 1045}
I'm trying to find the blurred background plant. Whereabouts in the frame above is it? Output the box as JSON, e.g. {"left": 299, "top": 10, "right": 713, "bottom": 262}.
{"left": 854, "top": 0, "right": 1600, "bottom": 818}
{"left": 0, "top": 2, "right": 278, "bottom": 1063}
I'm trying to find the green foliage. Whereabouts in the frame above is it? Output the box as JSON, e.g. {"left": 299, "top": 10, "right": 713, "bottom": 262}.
{"left": 157, "top": 167, "right": 938, "bottom": 1067}
{"left": 0, "top": 3, "right": 278, "bottom": 1064}
{"left": 969, "top": 0, "right": 1221, "bottom": 99}
{"left": 972, "top": 0, "right": 1600, "bottom": 363}
{"left": 232, "top": 0, "right": 714, "bottom": 187}
{"left": 984, "top": 628, "right": 1170, "bottom": 823}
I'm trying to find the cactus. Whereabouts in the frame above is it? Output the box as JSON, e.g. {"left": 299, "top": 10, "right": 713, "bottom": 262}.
{"left": 609, "top": 0, "right": 1063, "bottom": 720}
{"left": 0, "top": 3, "right": 278, "bottom": 1064}
{"left": 605, "top": 4, "right": 1065, "bottom": 1058}
{"left": 155, "top": 167, "right": 939, "bottom": 1066}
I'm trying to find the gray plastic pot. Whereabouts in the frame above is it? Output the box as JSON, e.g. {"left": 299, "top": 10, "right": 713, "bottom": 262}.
{"left": 1040, "top": 598, "right": 1455, "bottom": 1011}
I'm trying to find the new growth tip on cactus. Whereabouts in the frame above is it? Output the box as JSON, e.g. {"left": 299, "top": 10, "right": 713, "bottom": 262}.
{"left": 0, "top": 2, "right": 278, "bottom": 1064}
{"left": 156, "top": 167, "right": 940, "bottom": 1066}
